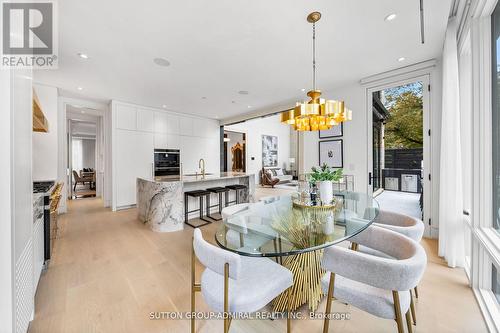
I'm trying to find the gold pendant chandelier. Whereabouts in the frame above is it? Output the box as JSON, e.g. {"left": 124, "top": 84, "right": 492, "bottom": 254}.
{"left": 281, "top": 11, "right": 352, "bottom": 131}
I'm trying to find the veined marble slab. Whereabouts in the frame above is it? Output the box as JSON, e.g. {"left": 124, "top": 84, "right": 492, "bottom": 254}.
{"left": 137, "top": 173, "right": 255, "bottom": 232}
{"left": 137, "top": 178, "right": 184, "bottom": 232}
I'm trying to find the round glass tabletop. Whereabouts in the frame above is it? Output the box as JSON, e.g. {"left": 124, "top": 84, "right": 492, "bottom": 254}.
{"left": 215, "top": 191, "right": 379, "bottom": 257}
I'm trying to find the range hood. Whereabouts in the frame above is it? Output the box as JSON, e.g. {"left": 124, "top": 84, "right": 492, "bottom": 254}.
{"left": 33, "top": 89, "right": 48, "bottom": 132}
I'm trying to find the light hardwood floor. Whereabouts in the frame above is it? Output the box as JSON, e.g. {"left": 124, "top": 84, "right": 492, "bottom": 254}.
{"left": 29, "top": 188, "right": 487, "bottom": 333}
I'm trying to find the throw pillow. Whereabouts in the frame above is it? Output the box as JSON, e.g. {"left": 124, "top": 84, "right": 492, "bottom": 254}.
{"left": 275, "top": 168, "right": 284, "bottom": 176}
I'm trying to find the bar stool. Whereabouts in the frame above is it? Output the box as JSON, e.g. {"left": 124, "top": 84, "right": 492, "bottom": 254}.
{"left": 225, "top": 184, "right": 248, "bottom": 206}
{"left": 184, "top": 190, "right": 212, "bottom": 228}
{"left": 206, "top": 187, "right": 230, "bottom": 221}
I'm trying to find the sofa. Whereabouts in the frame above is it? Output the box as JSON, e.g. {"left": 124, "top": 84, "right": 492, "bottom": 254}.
{"left": 261, "top": 167, "right": 293, "bottom": 187}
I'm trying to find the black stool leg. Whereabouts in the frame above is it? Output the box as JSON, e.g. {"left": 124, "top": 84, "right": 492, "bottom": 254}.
{"left": 218, "top": 192, "right": 223, "bottom": 213}
{"left": 206, "top": 194, "right": 210, "bottom": 218}
{"left": 184, "top": 193, "right": 188, "bottom": 223}
{"left": 199, "top": 197, "right": 203, "bottom": 220}
{"left": 236, "top": 189, "right": 240, "bottom": 204}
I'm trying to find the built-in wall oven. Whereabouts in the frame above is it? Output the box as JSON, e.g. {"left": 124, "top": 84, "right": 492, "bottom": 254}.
{"left": 154, "top": 149, "right": 181, "bottom": 177}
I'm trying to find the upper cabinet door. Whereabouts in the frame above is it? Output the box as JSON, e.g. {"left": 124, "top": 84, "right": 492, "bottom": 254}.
{"left": 116, "top": 104, "right": 137, "bottom": 130}
{"left": 166, "top": 114, "right": 180, "bottom": 134}
{"left": 179, "top": 116, "right": 193, "bottom": 136}
{"left": 153, "top": 111, "right": 168, "bottom": 133}
{"left": 137, "top": 108, "right": 154, "bottom": 132}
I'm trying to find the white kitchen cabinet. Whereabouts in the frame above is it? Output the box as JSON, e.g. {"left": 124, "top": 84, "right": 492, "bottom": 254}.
{"left": 166, "top": 114, "right": 180, "bottom": 134}
{"left": 154, "top": 133, "right": 167, "bottom": 148}
{"left": 137, "top": 108, "right": 154, "bottom": 132}
{"left": 193, "top": 118, "right": 208, "bottom": 138}
{"left": 205, "top": 137, "right": 221, "bottom": 173}
{"left": 179, "top": 116, "right": 193, "bottom": 136}
{"left": 115, "top": 129, "right": 154, "bottom": 207}
{"left": 115, "top": 104, "right": 137, "bottom": 130}
{"left": 166, "top": 134, "right": 181, "bottom": 149}
{"left": 154, "top": 111, "right": 168, "bottom": 133}
{"left": 207, "top": 120, "right": 220, "bottom": 139}
{"left": 180, "top": 136, "right": 203, "bottom": 173}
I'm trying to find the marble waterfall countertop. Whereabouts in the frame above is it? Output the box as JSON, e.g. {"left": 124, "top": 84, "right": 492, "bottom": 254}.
{"left": 137, "top": 173, "right": 255, "bottom": 233}
{"left": 142, "top": 172, "right": 252, "bottom": 183}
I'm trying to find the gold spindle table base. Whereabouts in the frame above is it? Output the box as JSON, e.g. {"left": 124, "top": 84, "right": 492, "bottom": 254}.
{"left": 273, "top": 250, "right": 325, "bottom": 312}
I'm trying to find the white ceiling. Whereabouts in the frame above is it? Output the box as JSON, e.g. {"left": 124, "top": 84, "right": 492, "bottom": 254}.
{"left": 34, "top": 0, "right": 451, "bottom": 120}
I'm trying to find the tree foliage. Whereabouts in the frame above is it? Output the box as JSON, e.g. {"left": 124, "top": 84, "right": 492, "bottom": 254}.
{"left": 382, "top": 83, "right": 423, "bottom": 149}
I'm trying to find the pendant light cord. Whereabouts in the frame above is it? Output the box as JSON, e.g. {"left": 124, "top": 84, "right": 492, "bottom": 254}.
{"left": 312, "top": 22, "right": 316, "bottom": 91}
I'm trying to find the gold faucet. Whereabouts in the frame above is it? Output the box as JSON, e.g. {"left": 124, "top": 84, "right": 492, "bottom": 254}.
{"left": 199, "top": 158, "right": 205, "bottom": 176}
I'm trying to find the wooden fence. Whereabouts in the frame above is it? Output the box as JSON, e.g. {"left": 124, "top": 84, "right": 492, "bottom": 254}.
{"left": 385, "top": 148, "right": 423, "bottom": 169}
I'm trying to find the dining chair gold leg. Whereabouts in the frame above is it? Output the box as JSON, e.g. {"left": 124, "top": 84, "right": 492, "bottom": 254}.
{"left": 287, "top": 310, "right": 291, "bottom": 333}
{"left": 414, "top": 286, "right": 419, "bottom": 298}
{"left": 322, "top": 273, "right": 335, "bottom": 333}
{"left": 405, "top": 310, "right": 413, "bottom": 333}
{"left": 278, "top": 237, "right": 283, "bottom": 264}
{"left": 191, "top": 239, "right": 196, "bottom": 333}
{"left": 410, "top": 291, "right": 416, "bottom": 325}
{"left": 392, "top": 291, "right": 404, "bottom": 333}
{"left": 224, "top": 263, "right": 230, "bottom": 333}
{"left": 273, "top": 239, "right": 279, "bottom": 264}
{"left": 287, "top": 287, "right": 292, "bottom": 333}
{"left": 239, "top": 233, "right": 244, "bottom": 248}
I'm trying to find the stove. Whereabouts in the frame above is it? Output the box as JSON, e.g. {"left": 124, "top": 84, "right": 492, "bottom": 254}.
{"left": 33, "top": 181, "right": 55, "bottom": 266}
{"left": 33, "top": 181, "right": 55, "bottom": 194}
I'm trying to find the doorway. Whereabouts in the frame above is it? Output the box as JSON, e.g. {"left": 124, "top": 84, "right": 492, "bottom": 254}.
{"left": 223, "top": 130, "right": 246, "bottom": 172}
{"left": 66, "top": 104, "right": 105, "bottom": 201}
{"left": 368, "top": 77, "right": 430, "bottom": 225}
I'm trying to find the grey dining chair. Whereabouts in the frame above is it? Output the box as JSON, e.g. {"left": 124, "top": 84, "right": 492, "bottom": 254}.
{"left": 191, "top": 228, "right": 293, "bottom": 333}
{"left": 322, "top": 225, "right": 427, "bottom": 333}
{"left": 356, "top": 209, "right": 425, "bottom": 324}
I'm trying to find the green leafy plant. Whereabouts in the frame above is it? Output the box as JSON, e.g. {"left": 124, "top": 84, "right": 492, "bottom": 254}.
{"left": 308, "top": 164, "right": 343, "bottom": 185}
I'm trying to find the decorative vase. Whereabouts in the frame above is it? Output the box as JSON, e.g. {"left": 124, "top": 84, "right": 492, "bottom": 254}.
{"left": 318, "top": 180, "right": 333, "bottom": 205}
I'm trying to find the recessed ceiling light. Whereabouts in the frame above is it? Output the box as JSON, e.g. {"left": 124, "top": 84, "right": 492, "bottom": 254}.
{"left": 247, "top": 105, "right": 252, "bottom": 108}
{"left": 301, "top": 88, "right": 306, "bottom": 92}
{"left": 77, "top": 53, "right": 88, "bottom": 59}
{"left": 238, "top": 90, "right": 249, "bottom": 95}
{"left": 231, "top": 101, "right": 236, "bottom": 104}
{"left": 201, "top": 96, "right": 207, "bottom": 99}
{"left": 77, "top": 87, "right": 83, "bottom": 91}
{"left": 162, "top": 104, "right": 167, "bottom": 108}
{"left": 385, "top": 13, "right": 397, "bottom": 21}
{"left": 398, "top": 57, "right": 406, "bottom": 62}
{"left": 153, "top": 58, "right": 170, "bottom": 67}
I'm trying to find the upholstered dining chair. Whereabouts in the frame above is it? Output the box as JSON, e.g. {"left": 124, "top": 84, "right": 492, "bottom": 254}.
{"left": 191, "top": 229, "right": 293, "bottom": 333}
{"left": 356, "top": 209, "right": 425, "bottom": 324}
{"left": 321, "top": 225, "right": 427, "bottom": 333}
{"left": 72, "top": 170, "right": 92, "bottom": 191}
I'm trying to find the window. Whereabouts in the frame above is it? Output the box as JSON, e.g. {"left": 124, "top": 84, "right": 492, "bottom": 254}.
{"left": 492, "top": 3, "right": 500, "bottom": 233}
{"left": 493, "top": 264, "right": 500, "bottom": 304}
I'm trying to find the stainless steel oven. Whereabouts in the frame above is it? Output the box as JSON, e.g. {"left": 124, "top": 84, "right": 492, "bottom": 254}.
{"left": 154, "top": 149, "right": 181, "bottom": 177}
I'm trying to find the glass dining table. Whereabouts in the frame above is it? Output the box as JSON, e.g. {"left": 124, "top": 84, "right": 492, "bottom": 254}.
{"left": 215, "top": 191, "right": 379, "bottom": 312}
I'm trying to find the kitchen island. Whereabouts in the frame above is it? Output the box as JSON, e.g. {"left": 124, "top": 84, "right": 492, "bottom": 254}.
{"left": 137, "top": 172, "right": 255, "bottom": 232}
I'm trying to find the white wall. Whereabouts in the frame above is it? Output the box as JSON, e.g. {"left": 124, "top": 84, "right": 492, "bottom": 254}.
{"left": 225, "top": 114, "right": 290, "bottom": 183}
{"left": 81, "top": 139, "right": 96, "bottom": 169}
{"left": 32, "top": 84, "right": 58, "bottom": 181}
